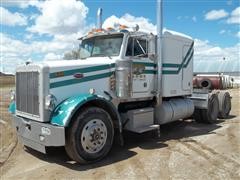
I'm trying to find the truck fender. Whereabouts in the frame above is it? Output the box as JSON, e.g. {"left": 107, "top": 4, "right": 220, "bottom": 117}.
{"left": 50, "top": 94, "right": 122, "bottom": 132}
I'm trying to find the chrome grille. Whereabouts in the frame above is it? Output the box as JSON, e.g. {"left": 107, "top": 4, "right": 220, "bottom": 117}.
{"left": 16, "top": 72, "right": 40, "bottom": 116}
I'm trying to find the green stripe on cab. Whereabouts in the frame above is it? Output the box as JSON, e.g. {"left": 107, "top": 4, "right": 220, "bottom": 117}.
{"left": 50, "top": 72, "right": 112, "bottom": 89}
{"left": 133, "top": 62, "right": 156, "bottom": 67}
{"left": 50, "top": 63, "right": 115, "bottom": 79}
{"left": 162, "top": 41, "right": 194, "bottom": 75}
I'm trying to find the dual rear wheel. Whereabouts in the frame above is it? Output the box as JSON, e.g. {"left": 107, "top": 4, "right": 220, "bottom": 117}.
{"left": 194, "top": 91, "right": 231, "bottom": 124}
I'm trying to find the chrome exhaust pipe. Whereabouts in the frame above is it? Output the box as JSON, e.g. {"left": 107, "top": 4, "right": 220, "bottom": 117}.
{"left": 97, "top": 8, "right": 103, "bottom": 29}
{"left": 156, "top": 0, "right": 163, "bottom": 105}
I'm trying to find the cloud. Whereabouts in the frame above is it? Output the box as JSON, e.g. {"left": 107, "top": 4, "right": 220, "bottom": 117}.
{"left": 0, "top": 32, "right": 78, "bottom": 73}
{"left": 177, "top": 15, "right": 197, "bottom": 22}
{"left": 192, "top": 16, "right": 197, "bottom": 22}
{"left": 205, "top": 9, "right": 229, "bottom": 20}
{"left": 0, "top": 7, "right": 27, "bottom": 26}
{"left": 194, "top": 39, "right": 240, "bottom": 62}
{"left": 236, "top": 31, "right": 240, "bottom": 38}
{"left": 1, "top": 7, "right": 239, "bottom": 74}
{"left": 102, "top": 14, "right": 156, "bottom": 33}
{"left": 1, "top": 33, "right": 31, "bottom": 55}
{"left": 28, "top": 0, "right": 89, "bottom": 35}
{"left": 194, "top": 39, "right": 240, "bottom": 72}
{"left": 227, "top": 6, "right": 240, "bottom": 24}
{"left": 0, "top": 0, "right": 42, "bottom": 9}
{"left": 0, "top": 33, "right": 29, "bottom": 73}
{"left": 219, "top": 30, "right": 226, "bottom": 34}
{"left": 44, "top": 53, "right": 61, "bottom": 61}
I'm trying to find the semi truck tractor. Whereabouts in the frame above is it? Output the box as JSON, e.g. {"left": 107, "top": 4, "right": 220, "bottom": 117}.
{"left": 9, "top": 1, "right": 231, "bottom": 164}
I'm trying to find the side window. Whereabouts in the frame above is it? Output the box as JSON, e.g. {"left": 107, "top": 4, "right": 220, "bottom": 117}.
{"left": 126, "top": 38, "right": 133, "bottom": 56}
{"left": 126, "top": 37, "right": 148, "bottom": 57}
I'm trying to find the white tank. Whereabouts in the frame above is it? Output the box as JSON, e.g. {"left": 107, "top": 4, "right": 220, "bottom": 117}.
{"left": 154, "top": 98, "right": 194, "bottom": 125}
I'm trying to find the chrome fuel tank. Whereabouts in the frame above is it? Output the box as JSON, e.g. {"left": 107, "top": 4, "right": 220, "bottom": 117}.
{"left": 154, "top": 98, "right": 194, "bottom": 125}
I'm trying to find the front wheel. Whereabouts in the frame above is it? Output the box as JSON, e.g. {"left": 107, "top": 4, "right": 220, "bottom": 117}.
{"left": 65, "top": 107, "right": 114, "bottom": 164}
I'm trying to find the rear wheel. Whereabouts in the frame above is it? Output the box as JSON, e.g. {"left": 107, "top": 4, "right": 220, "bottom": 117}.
{"left": 194, "top": 93, "right": 219, "bottom": 124}
{"left": 218, "top": 91, "right": 231, "bottom": 119}
{"left": 65, "top": 107, "right": 114, "bottom": 164}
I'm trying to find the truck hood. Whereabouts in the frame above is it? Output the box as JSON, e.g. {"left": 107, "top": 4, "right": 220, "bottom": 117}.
{"left": 42, "top": 57, "right": 116, "bottom": 70}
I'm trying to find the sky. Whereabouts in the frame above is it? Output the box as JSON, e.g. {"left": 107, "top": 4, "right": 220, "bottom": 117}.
{"left": 0, "top": 0, "right": 239, "bottom": 74}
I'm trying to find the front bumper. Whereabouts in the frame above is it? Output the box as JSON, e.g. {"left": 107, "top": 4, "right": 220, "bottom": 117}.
{"left": 12, "top": 115, "right": 65, "bottom": 153}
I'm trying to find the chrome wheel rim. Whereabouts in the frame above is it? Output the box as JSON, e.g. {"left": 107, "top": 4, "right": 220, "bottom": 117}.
{"left": 81, "top": 119, "right": 107, "bottom": 154}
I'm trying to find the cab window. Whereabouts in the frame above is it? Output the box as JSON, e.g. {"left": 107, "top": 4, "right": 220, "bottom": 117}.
{"left": 126, "top": 37, "right": 148, "bottom": 57}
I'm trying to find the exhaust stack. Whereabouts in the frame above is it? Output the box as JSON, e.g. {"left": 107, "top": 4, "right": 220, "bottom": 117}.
{"left": 156, "top": 0, "right": 163, "bottom": 105}
{"left": 97, "top": 8, "right": 103, "bottom": 29}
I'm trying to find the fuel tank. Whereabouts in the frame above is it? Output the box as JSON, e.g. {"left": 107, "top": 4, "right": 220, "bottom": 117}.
{"left": 154, "top": 98, "right": 194, "bottom": 125}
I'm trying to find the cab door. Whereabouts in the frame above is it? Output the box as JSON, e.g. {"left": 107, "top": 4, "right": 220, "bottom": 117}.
{"left": 125, "top": 35, "right": 156, "bottom": 98}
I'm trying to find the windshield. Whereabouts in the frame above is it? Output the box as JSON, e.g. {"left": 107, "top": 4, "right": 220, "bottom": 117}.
{"left": 79, "top": 34, "right": 123, "bottom": 59}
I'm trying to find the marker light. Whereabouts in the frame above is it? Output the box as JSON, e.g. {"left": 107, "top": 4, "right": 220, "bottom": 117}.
{"left": 89, "top": 88, "right": 96, "bottom": 95}
{"left": 119, "top": 25, "right": 128, "bottom": 29}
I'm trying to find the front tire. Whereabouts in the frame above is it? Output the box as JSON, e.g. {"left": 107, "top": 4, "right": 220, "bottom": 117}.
{"left": 65, "top": 107, "right": 114, "bottom": 164}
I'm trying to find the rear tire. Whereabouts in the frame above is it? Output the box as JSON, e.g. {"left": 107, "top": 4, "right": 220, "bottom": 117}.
{"left": 194, "top": 93, "right": 219, "bottom": 124}
{"left": 65, "top": 107, "right": 114, "bottom": 164}
{"left": 218, "top": 91, "right": 231, "bottom": 119}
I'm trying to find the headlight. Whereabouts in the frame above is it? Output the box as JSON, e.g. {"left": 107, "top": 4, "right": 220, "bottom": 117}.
{"left": 10, "top": 90, "right": 15, "bottom": 101}
{"left": 45, "top": 94, "right": 57, "bottom": 111}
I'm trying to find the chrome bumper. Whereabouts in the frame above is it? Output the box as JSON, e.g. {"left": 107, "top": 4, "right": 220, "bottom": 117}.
{"left": 12, "top": 115, "right": 65, "bottom": 153}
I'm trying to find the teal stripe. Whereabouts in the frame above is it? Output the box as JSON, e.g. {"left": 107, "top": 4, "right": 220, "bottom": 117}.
{"left": 133, "top": 62, "right": 156, "bottom": 67}
{"left": 162, "top": 70, "right": 178, "bottom": 75}
{"left": 50, "top": 64, "right": 115, "bottom": 79}
{"left": 162, "top": 42, "right": 194, "bottom": 69}
{"left": 183, "top": 50, "right": 194, "bottom": 68}
{"left": 144, "top": 70, "right": 157, "bottom": 74}
{"left": 50, "top": 69, "right": 156, "bottom": 89}
{"left": 181, "top": 41, "right": 194, "bottom": 66}
{"left": 162, "top": 42, "right": 194, "bottom": 74}
{"left": 50, "top": 62, "right": 155, "bottom": 79}
{"left": 163, "top": 50, "right": 194, "bottom": 75}
{"left": 162, "top": 63, "right": 180, "bottom": 68}
{"left": 50, "top": 72, "right": 112, "bottom": 89}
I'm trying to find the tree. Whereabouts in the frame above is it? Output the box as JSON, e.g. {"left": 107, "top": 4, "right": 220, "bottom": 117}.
{"left": 63, "top": 49, "right": 80, "bottom": 60}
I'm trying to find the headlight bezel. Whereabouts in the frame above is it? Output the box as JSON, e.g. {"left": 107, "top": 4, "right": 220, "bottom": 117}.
{"left": 45, "top": 94, "right": 57, "bottom": 111}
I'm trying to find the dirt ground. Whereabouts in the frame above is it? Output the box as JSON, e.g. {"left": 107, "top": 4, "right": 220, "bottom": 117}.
{"left": 0, "top": 88, "right": 239, "bottom": 180}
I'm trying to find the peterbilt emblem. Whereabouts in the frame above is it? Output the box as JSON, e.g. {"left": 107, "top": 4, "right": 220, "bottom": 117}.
{"left": 74, "top": 73, "right": 84, "bottom": 79}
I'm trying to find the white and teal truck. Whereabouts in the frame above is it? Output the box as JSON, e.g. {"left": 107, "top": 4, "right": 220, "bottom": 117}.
{"left": 9, "top": 1, "right": 231, "bottom": 164}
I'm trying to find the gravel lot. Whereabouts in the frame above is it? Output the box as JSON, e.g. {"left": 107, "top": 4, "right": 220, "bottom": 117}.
{"left": 0, "top": 88, "right": 239, "bottom": 180}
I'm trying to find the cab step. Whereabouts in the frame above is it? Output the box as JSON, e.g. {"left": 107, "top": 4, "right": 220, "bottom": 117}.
{"left": 122, "top": 108, "right": 160, "bottom": 134}
{"left": 131, "top": 124, "right": 160, "bottom": 133}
